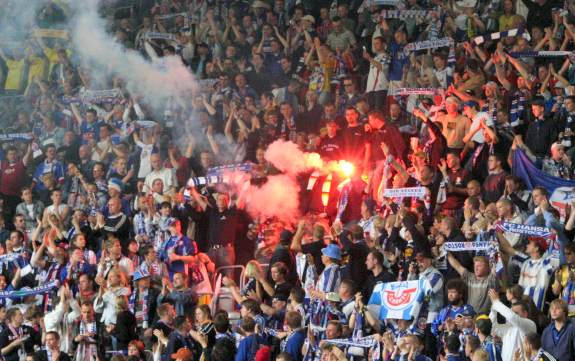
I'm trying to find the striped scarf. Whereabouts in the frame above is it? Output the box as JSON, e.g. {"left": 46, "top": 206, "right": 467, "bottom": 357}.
{"left": 510, "top": 88, "right": 528, "bottom": 127}
{"left": 481, "top": 101, "right": 497, "bottom": 124}
{"left": 75, "top": 320, "right": 97, "bottom": 361}
{"left": 380, "top": 10, "right": 431, "bottom": 19}
{"left": 129, "top": 288, "right": 150, "bottom": 329}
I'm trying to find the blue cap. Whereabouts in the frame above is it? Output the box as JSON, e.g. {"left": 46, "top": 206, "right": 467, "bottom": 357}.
{"left": 133, "top": 268, "right": 150, "bottom": 281}
{"left": 108, "top": 178, "right": 123, "bottom": 193}
{"left": 463, "top": 100, "right": 478, "bottom": 108}
{"left": 460, "top": 306, "right": 476, "bottom": 318}
{"left": 321, "top": 244, "right": 342, "bottom": 261}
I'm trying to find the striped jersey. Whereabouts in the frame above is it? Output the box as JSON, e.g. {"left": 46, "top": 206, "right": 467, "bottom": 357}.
{"left": 513, "top": 253, "right": 555, "bottom": 310}
{"left": 316, "top": 263, "right": 341, "bottom": 294}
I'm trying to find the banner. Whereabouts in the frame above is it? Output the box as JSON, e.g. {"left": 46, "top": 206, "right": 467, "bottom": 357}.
{"left": 383, "top": 187, "right": 426, "bottom": 198}
{"left": 394, "top": 88, "right": 438, "bottom": 95}
{"left": 404, "top": 37, "right": 452, "bottom": 52}
{"left": 380, "top": 10, "right": 431, "bottom": 19}
{"left": 365, "top": 0, "right": 400, "bottom": 6}
{"left": 496, "top": 222, "right": 554, "bottom": 238}
{"left": 443, "top": 241, "right": 491, "bottom": 251}
{"left": 144, "top": 31, "right": 176, "bottom": 41}
{"left": 368, "top": 279, "right": 425, "bottom": 320}
{"left": 323, "top": 336, "right": 378, "bottom": 348}
{"left": 63, "top": 89, "right": 123, "bottom": 105}
{"left": 510, "top": 51, "right": 574, "bottom": 58}
{"left": 0, "top": 281, "right": 59, "bottom": 299}
{"left": 81, "top": 89, "right": 123, "bottom": 104}
{"left": 32, "top": 29, "right": 69, "bottom": 39}
{"left": 198, "top": 79, "right": 218, "bottom": 93}
{"left": 0, "top": 133, "right": 33, "bottom": 142}
{"left": 154, "top": 12, "right": 188, "bottom": 20}
{"left": 135, "top": 120, "right": 158, "bottom": 129}
{"left": 206, "top": 163, "right": 254, "bottom": 177}
{"left": 472, "top": 28, "right": 530, "bottom": 46}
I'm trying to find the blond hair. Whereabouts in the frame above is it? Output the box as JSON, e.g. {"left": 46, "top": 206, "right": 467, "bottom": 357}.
{"left": 245, "top": 260, "right": 262, "bottom": 278}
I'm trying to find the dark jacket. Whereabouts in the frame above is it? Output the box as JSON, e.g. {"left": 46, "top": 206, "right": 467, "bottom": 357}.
{"left": 541, "top": 320, "right": 575, "bottom": 361}
{"left": 34, "top": 350, "right": 72, "bottom": 361}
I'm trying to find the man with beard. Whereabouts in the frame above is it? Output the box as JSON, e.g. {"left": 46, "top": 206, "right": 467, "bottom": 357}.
{"left": 431, "top": 279, "right": 475, "bottom": 351}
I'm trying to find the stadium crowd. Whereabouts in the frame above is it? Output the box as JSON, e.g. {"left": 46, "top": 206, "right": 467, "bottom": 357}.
{"left": 4, "top": 0, "right": 575, "bottom": 360}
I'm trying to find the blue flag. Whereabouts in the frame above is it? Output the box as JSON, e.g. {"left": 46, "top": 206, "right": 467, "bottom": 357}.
{"left": 512, "top": 148, "right": 575, "bottom": 191}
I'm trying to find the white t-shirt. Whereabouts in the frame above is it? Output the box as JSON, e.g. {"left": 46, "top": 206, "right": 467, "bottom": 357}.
{"left": 366, "top": 52, "right": 389, "bottom": 92}
{"left": 136, "top": 141, "right": 154, "bottom": 179}
{"left": 144, "top": 167, "right": 177, "bottom": 194}
{"left": 470, "top": 111, "right": 494, "bottom": 144}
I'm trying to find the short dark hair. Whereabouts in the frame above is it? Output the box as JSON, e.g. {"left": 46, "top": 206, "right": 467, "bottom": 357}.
{"left": 369, "top": 250, "right": 384, "bottom": 266}
{"left": 368, "top": 109, "right": 385, "bottom": 120}
{"left": 533, "top": 185, "right": 549, "bottom": 197}
{"left": 240, "top": 316, "right": 256, "bottom": 333}
{"left": 475, "top": 317, "right": 492, "bottom": 336}
{"left": 241, "top": 299, "right": 261, "bottom": 315}
{"left": 339, "top": 279, "right": 356, "bottom": 295}
{"left": 285, "top": 311, "right": 302, "bottom": 329}
{"left": 511, "top": 300, "right": 529, "bottom": 315}
{"left": 211, "top": 339, "right": 236, "bottom": 361}
{"left": 174, "top": 316, "right": 189, "bottom": 330}
{"left": 290, "top": 287, "right": 305, "bottom": 304}
{"left": 271, "top": 262, "right": 288, "bottom": 277}
{"left": 466, "top": 335, "right": 481, "bottom": 352}
{"left": 45, "top": 331, "right": 60, "bottom": 340}
{"left": 213, "top": 311, "right": 230, "bottom": 333}
{"left": 524, "top": 332, "right": 541, "bottom": 350}
{"left": 445, "top": 334, "right": 461, "bottom": 354}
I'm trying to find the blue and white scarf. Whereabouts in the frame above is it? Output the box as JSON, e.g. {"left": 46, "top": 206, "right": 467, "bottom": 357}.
{"left": 0, "top": 280, "right": 59, "bottom": 299}
{"left": 0, "top": 133, "right": 33, "bottom": 142}
{"left": 404, "top": 37, "right": 452, "bottom": 53}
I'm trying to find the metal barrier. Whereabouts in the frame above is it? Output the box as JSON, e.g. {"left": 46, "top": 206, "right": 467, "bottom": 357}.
{"left": 210, "top": 265, "right": 244, "bottom": 314}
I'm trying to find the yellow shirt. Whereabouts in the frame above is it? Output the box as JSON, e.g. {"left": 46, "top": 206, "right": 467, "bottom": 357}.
{"left": 44, "top": 47, "right": 72, "bottom": 75}
{"left": 27, "top": 55, "right": 48, "bottom": 84}
{"left": 3, "top": 58, "right": 25, "bottom": 91}
{"left": 499, "top": 14, "right": 515, "bottom": 32}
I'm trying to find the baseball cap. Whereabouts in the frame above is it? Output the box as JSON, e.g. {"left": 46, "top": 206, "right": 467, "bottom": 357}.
{"left": 133, "top": 268, "right": 150, "bottom": 282}
{"left": 463, "top": 100, "right": 479, "bottom": 108}
{"left": 531, "top": 96, "right": 546, "bottom": 106}
{"left": 171, "top": 348, "right": 193, "bottom": 361}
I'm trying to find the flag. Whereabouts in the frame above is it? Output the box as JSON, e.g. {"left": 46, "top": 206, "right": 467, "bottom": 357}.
{"left": 368, "top": 280, "right": 425, "bottom": 320}
{"left": 512, "top": 148, "right": 575, "bottom": 219}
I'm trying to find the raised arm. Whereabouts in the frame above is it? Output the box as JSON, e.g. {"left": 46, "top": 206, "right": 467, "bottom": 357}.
{"left": 446, "top": 252, "right": 467, "bottom": 276}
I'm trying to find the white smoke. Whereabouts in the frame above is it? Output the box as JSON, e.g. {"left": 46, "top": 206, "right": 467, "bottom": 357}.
{"left": 70, "top": 0, "right": 196, "bottom": 110}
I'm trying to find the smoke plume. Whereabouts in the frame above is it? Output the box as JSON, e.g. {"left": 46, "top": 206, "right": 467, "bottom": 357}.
{"left": 264, "top": 139, "right": 323, "bottom": 175}
{"left": 70, "top": 0, "right": 196, "bottom": 110}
